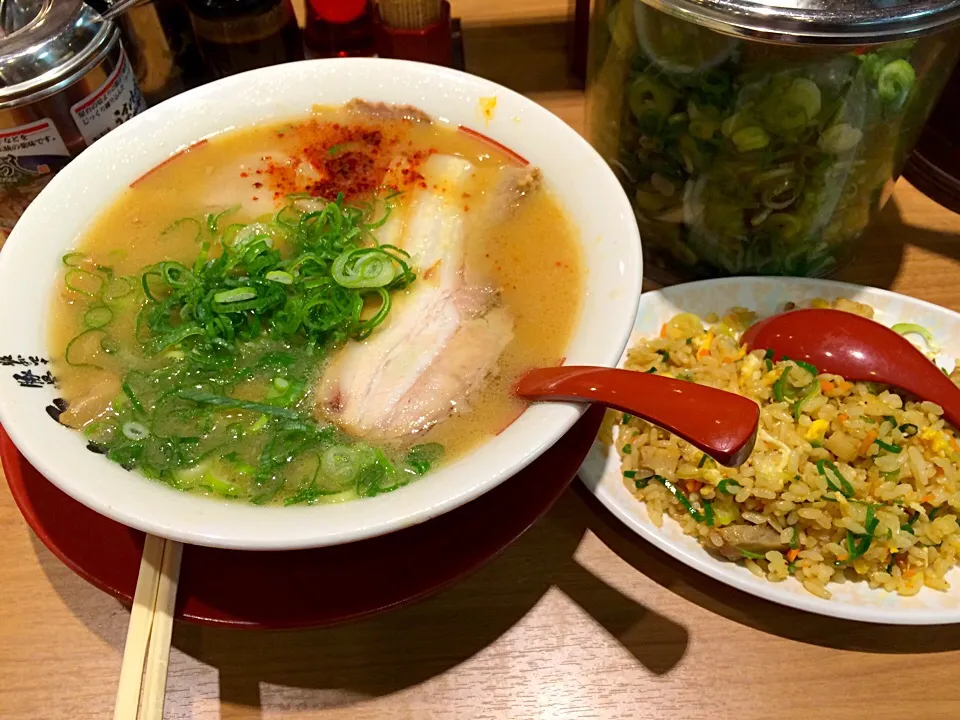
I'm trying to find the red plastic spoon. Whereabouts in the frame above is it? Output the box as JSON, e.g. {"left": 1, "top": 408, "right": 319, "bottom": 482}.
{"left": 741, "top": 308, "right": 960, "bottom": 427}
{"left": 516, "top": 366, "right": 760, "bottom": 467}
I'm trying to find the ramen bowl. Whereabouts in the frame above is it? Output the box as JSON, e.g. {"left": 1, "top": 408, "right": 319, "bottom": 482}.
{"left": 0, "top": 58, "right": 641, "bottom": 549}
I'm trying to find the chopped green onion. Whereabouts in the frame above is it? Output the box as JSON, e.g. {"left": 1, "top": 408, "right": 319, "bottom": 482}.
{"left": 656, "top": 350, "right": 670, "bottom": 362}
{"left": 122, "top": 422, "right": 149, "bottom": 441}
{"left": 207, "top": 205, "right": 239, "bottom": 233}
{"left": 623, "top": 470, "right": 637, "bottom": 479}
{"left": 65, "top": 268, "right": 105, "bottom": 297}
{"left": 874, "top": 438, "right": 902, "bottom": 454}
{"left": 121, "top": 381, "right": 144, "bottom": 414}
{"left": 773, "top": 366, "right": 791, "bottom": 403}
{"left": 628, "top": 74, "right": 678, "bottom": 124}
{"left": 406, "top": 443, "right": 444, "bottom": 475}
{"left": 84, "top": 305, "right": 113, "bottom": 329}
{"left": 819, "top": 123, "right": 862, "bottom": 154}
{"left": 792, "top": 381, "right": 820, "bottom": 421}
{"left": 103, "top": 277, "right": 135, "bottom": 300}
{"left": 890, "top": 322, "right": 938, "bottom": 351}
{"left": 793, "top": 359, "right": 818, "bottom": 376}
{"left": 731, "top": 126, "right": 770, "bottom": 153}
{"left": 622, "top": 413, "right": 633, "bottom": 424}
{"left": 265, "top": 270, "right": 294, "bottom": 285}
{"left": 331, "top": 247, "right": 403, "bottom": 289}
{"left": 763, "top": 348, "right": 774, "bottom": 371}
{"left": 320, "top": 445, "right": 361, "bottom": 488}
{"left": 899, "top": 423, "right": 919, "bottom": 438}
{"left": 698, "top": 454, "right": 708, "bottom": 469}
{"left": 702, "top": 500, "right": 715, "bottom": 527}
{"left": 652, "top": 475, "right": 709, "bottom": 524}
{"left": 877, "top": 59, "right": 916, "bottom": 107}
{"left": 64, "top": 328, "right": 105, "bottom": 369}
{"left": 900, "top": 512, "right": 918, "bottom": 534}
{"left": 622, "top": 444, "right": 632, "bottom": 454}
{"left": 739, "top": 548, "right": 765, "bottom": 560}
{"left": 213, "top": 288, "right": 258, "bottom": 304}
{"left": 177, "top": 389, "right": 302, "bottom": 419}
{"left": 789, "top": 527, "right": 799, "bottom": 549}
{"left": 717, "top": 479, "right": 740, "bottom": 495}
{"left": 816, "top": 459, "right": 854, "bottom": 498}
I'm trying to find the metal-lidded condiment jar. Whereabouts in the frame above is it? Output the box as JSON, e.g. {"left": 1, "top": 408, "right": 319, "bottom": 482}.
{"left": 588, "top": 0, "right": 960, "bottom": 280}
{"left": 0, "top": 0, "right": 146, "bottom": 246}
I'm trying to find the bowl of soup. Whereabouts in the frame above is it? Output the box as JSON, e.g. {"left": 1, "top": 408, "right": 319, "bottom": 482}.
{"left": 0, "top": 59, "right": 641, "bottom": 549}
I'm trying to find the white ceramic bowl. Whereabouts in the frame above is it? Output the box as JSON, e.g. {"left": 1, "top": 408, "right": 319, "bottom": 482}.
{"left": 0, "top": 59, "right": 642, "bottom": 550}
{"left": 580, "top": 277, "right": 960, "bottom": 624}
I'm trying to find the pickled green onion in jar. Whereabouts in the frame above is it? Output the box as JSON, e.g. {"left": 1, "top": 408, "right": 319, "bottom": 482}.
{"left": 586, "top": 0, "right": 960, "bottom": 280}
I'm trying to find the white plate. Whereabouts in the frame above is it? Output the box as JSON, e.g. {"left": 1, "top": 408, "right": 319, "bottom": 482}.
{"left": 579, "top": 277, "right": 960, "bottom": 624}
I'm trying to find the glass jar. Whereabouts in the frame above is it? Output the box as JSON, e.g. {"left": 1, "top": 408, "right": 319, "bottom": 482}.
{"left": 0, "top": 0, "right": 146, "bottom": 249}
{"left": 186, "top": 0, "right": 304, "bottom": 79}
{"left": 587, "top": 0, "right": 960, "bottom": 281}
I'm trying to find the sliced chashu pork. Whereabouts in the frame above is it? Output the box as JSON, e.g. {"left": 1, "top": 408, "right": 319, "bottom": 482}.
{"left": 315, "top": 154, "right": 525, "bottom": 439}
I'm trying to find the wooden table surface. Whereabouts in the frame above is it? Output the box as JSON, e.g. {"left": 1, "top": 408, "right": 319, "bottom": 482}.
{"left": 5, "top": 3, "right": 960, "bottom": 719}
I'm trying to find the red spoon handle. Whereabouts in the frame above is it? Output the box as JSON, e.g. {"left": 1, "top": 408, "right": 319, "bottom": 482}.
{"left": 516, "top": 366, "right": 759, "bottom": 467}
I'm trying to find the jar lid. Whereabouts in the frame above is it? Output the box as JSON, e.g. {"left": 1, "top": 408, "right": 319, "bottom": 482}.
{"left": 0, "top": 0, "right": 112, "bottom": 101}
{"left": 640, "top": 0, "right": 960, "bottom": 43}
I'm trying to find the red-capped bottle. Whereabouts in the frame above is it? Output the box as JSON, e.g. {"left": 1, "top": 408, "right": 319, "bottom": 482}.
{"left": 303, "top": 0, "right": 376, "bottom": 58}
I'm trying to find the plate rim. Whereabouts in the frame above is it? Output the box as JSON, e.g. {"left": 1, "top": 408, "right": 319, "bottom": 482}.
{"left": 580, "top": 276, "right": 960, "bottom": 625}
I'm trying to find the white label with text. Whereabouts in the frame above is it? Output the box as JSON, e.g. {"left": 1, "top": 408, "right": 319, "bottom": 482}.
{"left": 70, "top": 48, "right": 146, "bottom": 146}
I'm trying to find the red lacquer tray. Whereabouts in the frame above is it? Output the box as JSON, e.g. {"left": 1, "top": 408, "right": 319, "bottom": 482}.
{"left": 1, "top": 407, "right": 602, "bottom": 629}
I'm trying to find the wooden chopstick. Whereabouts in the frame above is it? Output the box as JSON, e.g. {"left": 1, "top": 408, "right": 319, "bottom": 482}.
{"left": 113, "top": 535, "right": 183, "bottom": 720}
{"left": 139, "top": 539, "right": 183, "bottom": 720}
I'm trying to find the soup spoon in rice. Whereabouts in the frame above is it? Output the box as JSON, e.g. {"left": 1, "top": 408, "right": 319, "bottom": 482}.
{"left": 516, "top": 366, "right": 760, "bottom": 467}
{"left": 740, "top": 308, "right": 960, "bottom": 427}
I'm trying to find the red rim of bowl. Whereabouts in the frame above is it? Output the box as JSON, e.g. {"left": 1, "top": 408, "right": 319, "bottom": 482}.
{"left": 1, "top": 407, "right": 603, "bottom": 629}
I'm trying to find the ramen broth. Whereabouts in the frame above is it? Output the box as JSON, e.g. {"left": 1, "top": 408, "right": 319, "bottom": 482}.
{"left": 48, "top": 101, "right": 583, "bottom": 505}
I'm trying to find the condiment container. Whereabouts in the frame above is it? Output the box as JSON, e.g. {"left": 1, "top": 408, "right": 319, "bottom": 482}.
{"left": 303, "top": 0, "right": 376, "bottom": 58}
{"left": 118, "top": 0, "right": 208, "bottom": 105}
{"left": 903, "top": 65, "right": 960, "bottom": 213}
{"left": 587, "top": 0, "right": 960, "bottom": 281}
{"left": 374, "top": 0, "right": 453, "bottom": 66}
{"left": 186, "top": 0, "right": 304, "bottom": 79}
{"left": 0, "top": 0, "right": 146, "bottom": 247}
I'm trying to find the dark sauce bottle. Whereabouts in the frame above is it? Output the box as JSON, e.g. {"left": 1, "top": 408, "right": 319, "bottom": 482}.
{"left": 118, "top": 0, "right": 208, "bottom": 105}
{"left": 185, "top": 0, "right": 304, "bottom": 79}
{"left": 304, "top": 0, "right": 376, "bottom": 58}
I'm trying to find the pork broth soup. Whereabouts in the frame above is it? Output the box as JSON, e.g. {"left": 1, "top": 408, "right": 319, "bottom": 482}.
{"left": 49, "top": 101, "right": 584, "bottom": 506}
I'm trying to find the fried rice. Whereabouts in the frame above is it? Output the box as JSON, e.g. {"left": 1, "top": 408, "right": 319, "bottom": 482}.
{"left": 609, "top": 297, "right": 960, "bottom": 599}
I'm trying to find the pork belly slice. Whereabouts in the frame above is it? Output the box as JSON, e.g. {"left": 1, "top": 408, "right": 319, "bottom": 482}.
{"left": 315, "top": 154, "right": 519, "bottom": 439}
